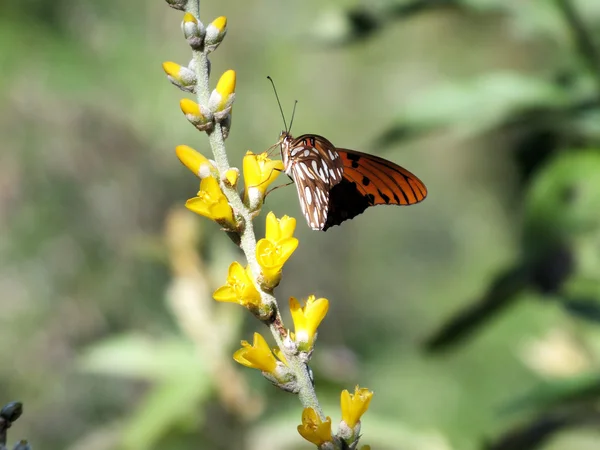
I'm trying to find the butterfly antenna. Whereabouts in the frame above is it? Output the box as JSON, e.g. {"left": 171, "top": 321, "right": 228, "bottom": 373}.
{"left": 288, "top": 100, "right": 298, "bottom": 133}
{"left": 267, "top": 76, "right": 288, "bottom": 132}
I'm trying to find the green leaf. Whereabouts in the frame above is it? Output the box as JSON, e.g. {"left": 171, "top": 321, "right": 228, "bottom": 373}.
{"left": 121, "top": 377, "right": 211, "bottom": 450}
{"left": 523, "top": 150, "right": 600, "bottom": 248}
{"left": 499, "top": 372, "right": 600, "bottom": 416}
{"left": 78, "top": 333, "right": 206, "bottom": 381}
{"left": 375, "top": 73, "right": 567, "bottom": 146}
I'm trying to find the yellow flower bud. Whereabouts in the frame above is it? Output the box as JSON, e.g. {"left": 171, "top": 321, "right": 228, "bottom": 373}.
{"left": 175, "top": 145, "right": 214, "bottom": 178}
{"left": 205, "top": 16, "right": 227, "bottom": 52}
{"left": 183, "top": 12, "right": 197, "bottom": 25}
{"left": 181, "top": 12, "right": 205, "bottom": 47}
{"left": 209, "top": 70, "right": 236, "bottom": 120}
{"left": 223, "top": 168, "right": 239, "bottom": 187}
{"left": 162, "top": 61, "right": 197, "bottom": 92}
{"left": 216, "top": 70, "right": 236, "bottom": 101}
{"left": 180, "top": 98, "right": 213, "bottom": 131}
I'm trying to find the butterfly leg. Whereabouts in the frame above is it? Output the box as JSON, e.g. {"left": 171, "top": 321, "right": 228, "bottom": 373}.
{"left": 265, "top": 179, "right": 294, "bottom": 198}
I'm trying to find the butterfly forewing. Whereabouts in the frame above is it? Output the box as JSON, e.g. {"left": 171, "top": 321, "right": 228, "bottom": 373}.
{"left": 281, "top": 134, "right": 344, "bottom": 230}
{"left": 280, "top": 132, "right": 427, "bottom": 230}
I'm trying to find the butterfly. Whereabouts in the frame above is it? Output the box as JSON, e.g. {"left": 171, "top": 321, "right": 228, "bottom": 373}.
{"left": 279, "top": 131, "right": 428, "bottom": 231}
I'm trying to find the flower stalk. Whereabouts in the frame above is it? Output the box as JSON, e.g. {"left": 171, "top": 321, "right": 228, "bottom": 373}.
{"left": 181, "top": 0, "right": 323, "bottom": 420}
{"left": 164, "top": 1, "right": 372, "bottom": 447}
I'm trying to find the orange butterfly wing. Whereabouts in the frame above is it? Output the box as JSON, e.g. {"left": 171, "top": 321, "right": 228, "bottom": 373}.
{"left": 338, "top": 149, "right": 427, "bottom": 205}
{"left": 322, "top": 149, "right": 427, "bottom": 230}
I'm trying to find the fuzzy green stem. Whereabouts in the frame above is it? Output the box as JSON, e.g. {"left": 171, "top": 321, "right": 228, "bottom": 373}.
{"left": 182, "top": 0, "right": 324, "bottom": 421}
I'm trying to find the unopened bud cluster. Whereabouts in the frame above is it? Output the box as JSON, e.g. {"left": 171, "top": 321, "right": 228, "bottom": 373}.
{"left": 161, "top": 6, "right": 231, "bottom": 135}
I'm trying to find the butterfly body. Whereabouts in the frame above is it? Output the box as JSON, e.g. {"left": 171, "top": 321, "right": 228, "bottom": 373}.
{"left": 279, "top": 131, "right": 427, "bottom": 231}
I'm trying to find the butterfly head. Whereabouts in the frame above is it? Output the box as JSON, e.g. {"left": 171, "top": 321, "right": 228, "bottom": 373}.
{"left": 279, "top": 130, "right": 294, "bottom": 144}
{"left": 278, "top": 131, "right": 295, "bottom": 169}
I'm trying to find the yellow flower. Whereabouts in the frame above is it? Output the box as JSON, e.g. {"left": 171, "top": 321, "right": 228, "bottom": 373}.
{"left": 340, "top": 386, "right": 373, "bottom": 429}
{"left": 265, "top": 211, "right": 296, "bottom": 244}
{"left": 233, "top": 332, "right": 280, "bottom": 373}
{"left": 213, "top": 261, "right": 261, "bottom": 307}
{"left": 185, "top": 176, "right": 235, "bottom": 227}
{"left": 256, "top": 237, "right": 298, "bottom": 285}
{"left": 175, "top": 145, "right": 215, "bottom": 178}
{"left": 297, "top": 408, "right": 332, "bottom": 446}
{"left": 290, "top": 295, "right": 328, "bottom": 350}
{"left": 255, "top": 212, "right": 298, "bottom": 288}
{"left": 243, "top": 152, "right": 285, "bottom": 210}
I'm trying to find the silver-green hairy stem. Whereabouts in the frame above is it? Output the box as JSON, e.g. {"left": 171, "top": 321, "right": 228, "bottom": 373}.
{"left": 182, "top": 0, "right": 325, "bottom": 420}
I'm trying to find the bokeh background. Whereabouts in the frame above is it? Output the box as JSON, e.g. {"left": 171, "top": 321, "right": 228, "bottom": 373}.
{"left": 2, "top": 0, "right": 600, "bottom": 449}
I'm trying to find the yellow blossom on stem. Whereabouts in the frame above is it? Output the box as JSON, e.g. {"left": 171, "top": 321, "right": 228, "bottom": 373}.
{"left": 265, "top": 211, "right": 296, "bottom": 244}
{"left": 213, "top": 261, "right": 261, "bottom": 307}
{"left": 340, "top": 386, "right": 373, "bottom": 429}
{"left": 243, "top": 152, "right": 284, "bottom": 210}
{"left": 185, "top": 176, "right": 236, "bottom": 228}
{"left": 297, "top": 407, "right": 332, "bottom": 446}
{"left": 233, "top": 332, "right": 280, "bottom": 373}
{"left": 290, "top": 295, "right": 329, "bottom": 350}
{"left": 255, "top": 212, "right": 298, "bottom": 289}
{"left": 175, "top": 145, "right": 215, "bottom": 178}
{"left": 256, "top": 237, "right": 298, "bottom": 287}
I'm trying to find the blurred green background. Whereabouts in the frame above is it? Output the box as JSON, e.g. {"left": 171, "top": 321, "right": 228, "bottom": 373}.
{"left": 2, "top": 0, "right": 600, "bottom": 449}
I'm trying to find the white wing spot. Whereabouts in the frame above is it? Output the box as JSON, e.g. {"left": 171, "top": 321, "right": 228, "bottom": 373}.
{"left": 318, "top": 167, "right": 327, "bottom": 182}
{"left": 318, "top": 188, "right": 327, "bottom": 202}
{"left": 291, "top": 147, "right": 303, "bottom": 157}
{"left": 301, "top": 163, "right": 315, "bottom": 179}
{"left": 304, "top": 186, "right": 312, "bottom": 205}
{"left": 328, "top": 149, "right": 336, "bottom": 160}
{"left": 303, "top": 149, "right": 310, "bottom": 157}
{"left": 295, "top": 166, "right": 305, "bottom": 180}
{"left": 313, "top": 209, "right": 320, "bottom": 227}
{"left": 329, "top": 168, "right": 337, "bottom": 179}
